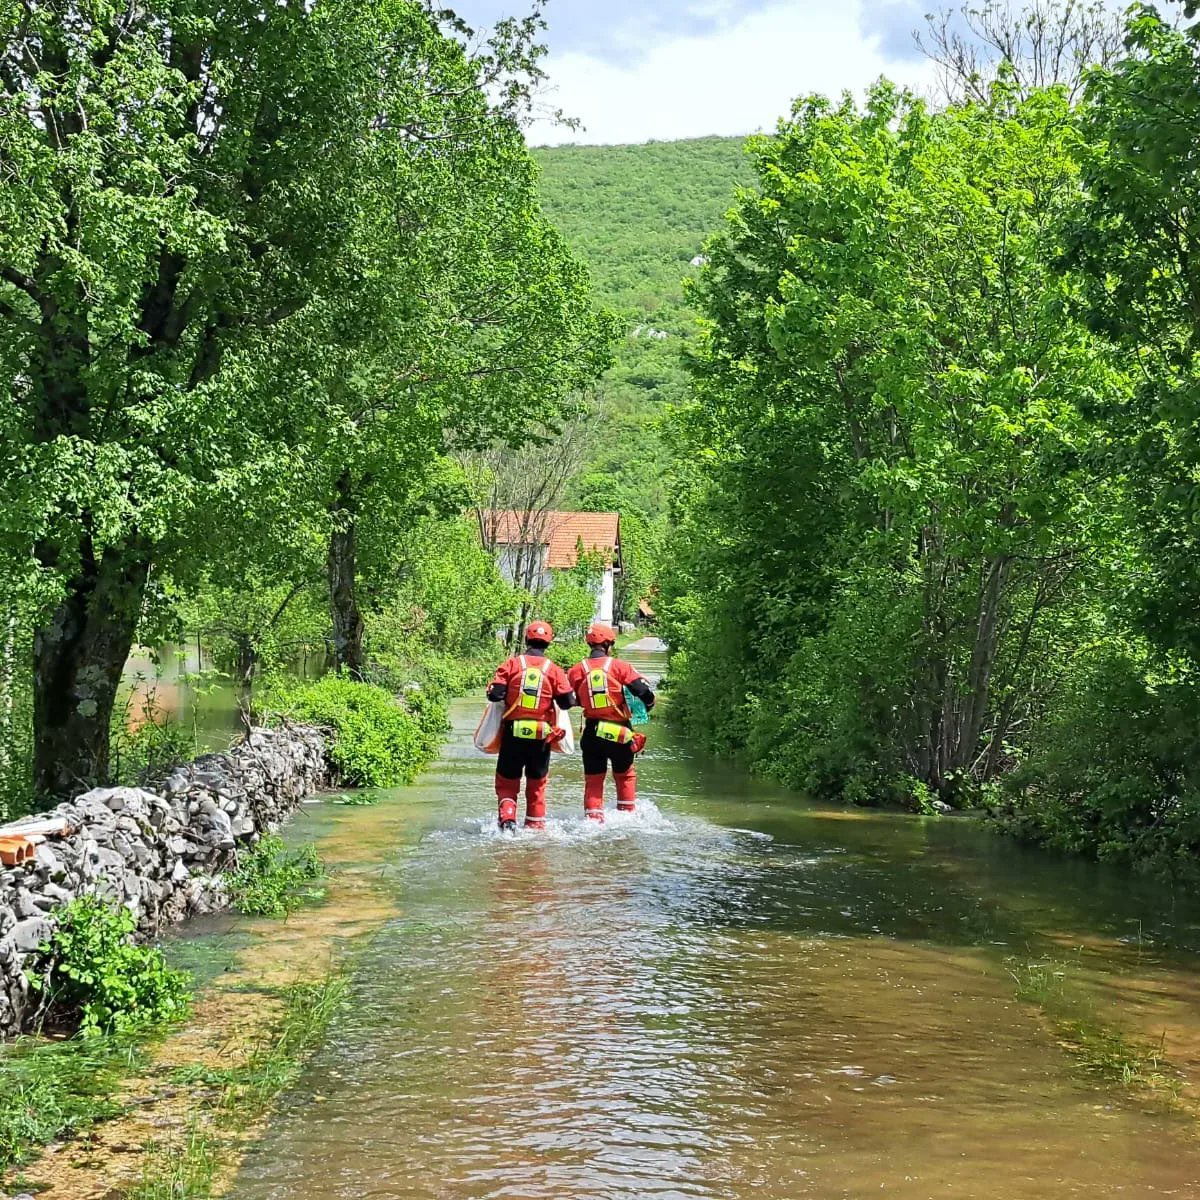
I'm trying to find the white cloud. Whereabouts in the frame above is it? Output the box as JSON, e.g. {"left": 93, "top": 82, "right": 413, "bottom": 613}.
{"left": 526, "top": 0, "right": 936, "bottom": 146}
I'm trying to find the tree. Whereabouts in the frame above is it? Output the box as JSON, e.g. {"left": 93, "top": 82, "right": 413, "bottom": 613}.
{"left": 918, "top": 1, "right": 1125, "bottom": 104}
{"left": 660, "top": 83, "right": 1129, "bottom": 803}
{"left": 0, "top": 0, "right": 606, "bottom": 794}
{"left": 468, "top": 409, "right": 597, "bottom": 640}
{"left": 1064, "top": 6, "right": 1200, "bottom": 663}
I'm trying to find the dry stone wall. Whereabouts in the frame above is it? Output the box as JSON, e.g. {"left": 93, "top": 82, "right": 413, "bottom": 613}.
{"left": 0, "top": 724, "right": 330, "bottom": 1037}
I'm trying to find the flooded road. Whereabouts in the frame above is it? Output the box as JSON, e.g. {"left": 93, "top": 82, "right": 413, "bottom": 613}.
{"left": 233, "top": 650, "right": 1200, "bottom": 1198}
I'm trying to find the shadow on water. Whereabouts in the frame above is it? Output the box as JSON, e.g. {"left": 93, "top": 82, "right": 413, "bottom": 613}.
{"left": 222, "top": 654, "right": 1200, "bottom": 1199}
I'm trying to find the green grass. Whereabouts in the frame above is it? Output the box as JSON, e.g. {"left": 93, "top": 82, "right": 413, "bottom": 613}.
{"left": 226, "top": 835, "right": 325, "bottom": 919}
{"left": 1005, "top": 954, "right": 1183, "bottom": 1100}
{"left": 329, "top": 790, "right": 380, "bottom": 806}
{"left": 0, "top": 1033, "right": 142, "bottom": 1175}
{"left": 127, "top": 974, "right": 348, "bottom": 1200}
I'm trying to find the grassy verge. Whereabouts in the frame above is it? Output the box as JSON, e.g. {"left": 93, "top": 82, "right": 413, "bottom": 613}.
{"left": 127, "top": 973, "right": 347, "bottom": 1199}
{"left": 0, "top": 1033, "right": 144, "bottom": 1176}
{"left": 1006, "top": 955, "right": 1185, "bottom": 1102}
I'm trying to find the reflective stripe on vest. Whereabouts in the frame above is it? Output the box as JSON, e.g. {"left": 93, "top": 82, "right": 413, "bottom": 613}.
{"left": 504, "top": 655, "right": 550, "bottom": 720}
{"left": 519, "top": 654, "right": 545, "bottom": 711}
{"left": 580, "top": 657, "right": 631, "bottom": 721}
{"left": 588, "top": 658, "right": 612, "bottom": 711}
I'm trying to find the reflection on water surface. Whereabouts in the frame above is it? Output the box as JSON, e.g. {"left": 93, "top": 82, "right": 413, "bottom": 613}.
{"left": 233, "top": 652, "right": 1200, "bottom": 1199}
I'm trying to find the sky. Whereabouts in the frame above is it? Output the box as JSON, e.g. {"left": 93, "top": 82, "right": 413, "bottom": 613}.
{"left": 447, "top": 0, "right": 945, "bottom": 146}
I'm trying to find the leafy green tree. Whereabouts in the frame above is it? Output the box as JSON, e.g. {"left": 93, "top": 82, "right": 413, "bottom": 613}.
{"left": 0, "top": 0, "right": 607, "bottom": 793}
{"left": 1065, "top": 6, "right": 1200, "bottom": 664}
{"left": 989, "top": 4, "right": 1200, "bottom": 870}
{"left": 661, "top": 83, "right": 1129, "bottom": 803}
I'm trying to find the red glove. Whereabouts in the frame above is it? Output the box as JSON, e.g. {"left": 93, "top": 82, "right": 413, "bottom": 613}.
{"left": 632, "top": 732, "right": 647, "bottom": 754}
{"left": 548, "top": 724, "right": 567, "bottom": 746}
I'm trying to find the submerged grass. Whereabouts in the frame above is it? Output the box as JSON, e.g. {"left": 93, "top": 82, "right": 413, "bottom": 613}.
{"left": 1005, "top": 954, "right": 1184, "bottom": 1103}
{"left": 127, "top": 973, "right": 348, "bottom": 1200}
{"left": 0, "top": 1033, "right": 142, "bottom": 1173}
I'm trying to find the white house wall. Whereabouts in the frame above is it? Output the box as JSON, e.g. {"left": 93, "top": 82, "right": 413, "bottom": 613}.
{"left": 596, "top": 567, "right": 615, "bottom": 624}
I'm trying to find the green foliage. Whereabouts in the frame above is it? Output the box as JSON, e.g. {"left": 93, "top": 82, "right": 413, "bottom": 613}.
{"left": 27, "top": 898, "right": 191, "bottom": 1036}
{"left": 226, "top": 834, "right": 324, "bottom": 919}
{"left": 988, "top": 6, "right": 1200, "bottom": 869}
{"left": 132, "top": 973, "right": 348, "bottom": 1199}
{"left": 362, "top": 514, "right": 517, "bottom": 698}
{"left": 0, "top": 1034, "right": 134, "bottom": 1171}
{"left": 996, "top": 651, "right": 1200, "bottom": 873}
{"left": 110, "top": 693, "right": 197, "bottom": 788}
{"left": 534, "top": 551, "right": 605, "bottom": 646}
{"left": 0, "top": 0, "right": 613, "bottom": 795}
{"left": 0, "top": 611, "right": 34, "bottom": 822}
{"left": 537, "top": 137, "right": 751, "bottom": 595}
{"left": 268, "top": 674, "right": 444, "bottom": 788}
{"left": 330, "top": 791, "right": 380, "bottom": 807}
{"left": 179, "top": 573, "right": 329, "bottom": 684}
{"left": 660, "top": 83, "right": 1129, "bottom": 808}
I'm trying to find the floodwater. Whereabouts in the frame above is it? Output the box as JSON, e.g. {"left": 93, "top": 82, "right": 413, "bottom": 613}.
{"left": 228, "top": 647, "right": 1200, "bottom": 1199}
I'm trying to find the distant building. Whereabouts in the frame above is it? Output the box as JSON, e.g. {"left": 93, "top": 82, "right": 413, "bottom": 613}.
{"left": 482, "top": 510, "right": 621, "bottom": 624}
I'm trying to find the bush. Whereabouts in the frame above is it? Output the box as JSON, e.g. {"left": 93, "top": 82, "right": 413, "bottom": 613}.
{"left": 268, "top": 674, "right": 445, "bottom": 787}
{"left": 111, "top": 707, "right": 197, "bottom": 787}
{"left": 366, "top": 645, "right": 493, "bottom": 703}
{"left": 227, "top": 834, "right": 324, "bottom": 918}
{"left": 996, "top": 652, "right": 1200, "bottom": 873}
{"left": 27, "top": 897, "right": 191, "bottom": 1036}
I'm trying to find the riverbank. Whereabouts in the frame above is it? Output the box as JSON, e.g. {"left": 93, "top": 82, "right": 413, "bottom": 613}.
{"left": 4, "top": 782, "right": 419, "bottom": 1198}
{"left": 0, "top": 725, "right": 329, "bottom": 1039}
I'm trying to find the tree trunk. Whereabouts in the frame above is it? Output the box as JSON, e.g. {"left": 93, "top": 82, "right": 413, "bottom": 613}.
{"left": 0, "top": 608, "right": 16, "bottom": 789}
{"left": 233, "top": 633, "right": 257, "bottom": 731}
{"left": 328, "top": 473, "right": 365, "bottom": 680}
{"left": 32, "top": 540, "right": 150, "bottom": 797}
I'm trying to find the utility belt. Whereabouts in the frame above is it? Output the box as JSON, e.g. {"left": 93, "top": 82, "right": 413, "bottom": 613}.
{"left": 584, "top": 718, "right": 636, "bottom": 745}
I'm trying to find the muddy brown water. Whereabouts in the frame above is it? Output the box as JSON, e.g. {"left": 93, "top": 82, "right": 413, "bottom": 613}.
{"left": 202, "top": 649, "right": 1200, "bottom": 1198}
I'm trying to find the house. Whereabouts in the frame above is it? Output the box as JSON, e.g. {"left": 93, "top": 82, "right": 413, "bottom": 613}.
{"left": 482, "top": 510, "right": 621, "bottom": 624}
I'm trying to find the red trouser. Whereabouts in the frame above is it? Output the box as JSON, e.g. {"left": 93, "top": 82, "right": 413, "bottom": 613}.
{"left": 581, "top": 725, "right": 637, "bottom": 821}
{"left": 496, "top": 726, "right": 551, "bottom": 829}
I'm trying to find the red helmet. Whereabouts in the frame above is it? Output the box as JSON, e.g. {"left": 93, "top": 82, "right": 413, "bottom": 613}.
{"left": 585, "top": 622, "right": 618, "bottom": 646}
{"left": 525, "top": 620, "right": 555, "bottom": 644}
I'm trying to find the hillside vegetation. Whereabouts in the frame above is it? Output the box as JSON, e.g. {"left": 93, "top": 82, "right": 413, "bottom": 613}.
{"left": 533, "top": 137, "right": 750, "bottom": 520}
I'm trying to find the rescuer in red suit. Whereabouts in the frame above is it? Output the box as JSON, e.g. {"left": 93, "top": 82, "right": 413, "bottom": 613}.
{"left": 486, "top": 620, "right": 575, "bottom": 831}
{"left": 566, "top": 623, "right": 656, "bottom": 822}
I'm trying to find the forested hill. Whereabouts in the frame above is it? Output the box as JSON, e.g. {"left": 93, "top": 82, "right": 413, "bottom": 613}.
{"left": 531, "top": 137, "right": 751, "bottom": 520}
{"left": 533, "top": 137, "right": 747, "bottom": 328}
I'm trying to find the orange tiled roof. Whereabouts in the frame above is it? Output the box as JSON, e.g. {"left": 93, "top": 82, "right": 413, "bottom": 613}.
{"left": 483, "top": 510, "right": 620, "bottom": 569}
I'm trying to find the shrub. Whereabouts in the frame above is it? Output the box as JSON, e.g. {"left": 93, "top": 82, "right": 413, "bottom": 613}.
{"left": 227, "top": 834, "right": 324, "bottom": 918}
{"left": 995, "top": 651, "right": 1200, "bottom": 873}
{"left": 366, "top": 645, "right": 492, "bottom": 702}
{"left": 27, "top": 897, "right": 191, "bottom": 1036}
{"left": 268, "top": 674, "right": 445, "bottom": 787}
{"left": 111, "top": 686, "right": 197, "bottom": 786}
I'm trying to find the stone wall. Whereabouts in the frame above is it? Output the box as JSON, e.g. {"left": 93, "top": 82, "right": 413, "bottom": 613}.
{"left": 0, "top": 724, "right": 330, "bottom": 1037}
